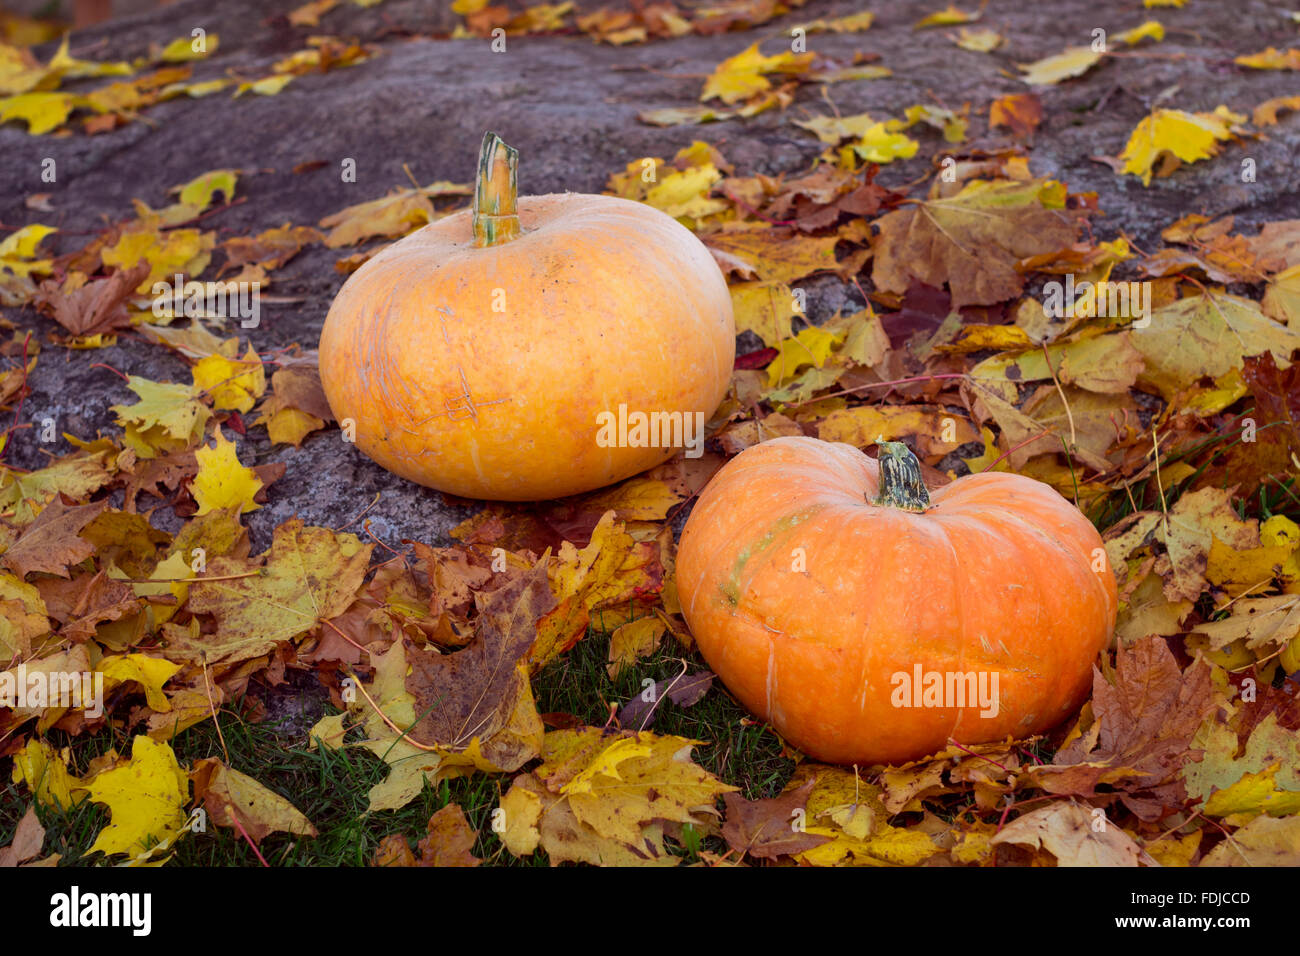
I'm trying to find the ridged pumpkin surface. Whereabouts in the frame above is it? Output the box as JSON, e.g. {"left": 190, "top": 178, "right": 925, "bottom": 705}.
{"left": 318, "top": 193, "right": 734, "bottom": 500}
{"left": 676, "top": 436, "right": 1117, "bottom": 766}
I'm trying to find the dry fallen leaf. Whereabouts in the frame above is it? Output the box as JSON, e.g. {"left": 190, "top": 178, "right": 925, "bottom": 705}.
{"left": 191, "top": 757, "right": 318, "bottom": 845}
{"left": 721, "top": 777, "right": 831, "bottom": 859}
{"left": 498, "top": 727, "right": 735, "bottom": 866}
{"left": 872, "top": 179, "right": 1081, "bottom": 309}
{"left": 83, "top": 735, "right": 190, "bottom": 863}
{"left": 0, "top": 805, "right": 45, "bottom": 867}
{"left": 991, "top": 801, "right": 1155, "bottom": 866}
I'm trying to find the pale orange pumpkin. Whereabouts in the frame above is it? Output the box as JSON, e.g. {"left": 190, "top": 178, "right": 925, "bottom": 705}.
{"left": 676, "top": 437, "right": 1117, "bottom": 766}
{"left": 318, "top": 133, "right": 735, "bottom": 501}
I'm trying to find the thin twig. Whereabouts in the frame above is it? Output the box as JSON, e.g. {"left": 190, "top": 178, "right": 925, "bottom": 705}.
{"left": 201, "top": 655, "right": 229, "bottom": 764}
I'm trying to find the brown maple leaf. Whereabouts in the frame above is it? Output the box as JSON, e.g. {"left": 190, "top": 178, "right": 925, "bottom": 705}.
{"left": 1029, "top": 636, "right": 1221, "bottom": 819}
{"left": 415, "top": 804, "right": 482, "bottom": 866}
{"left": 989, "top": 93, "right": 1044, "bottom": 139}
{"left": 269, "top": 360, "right": 334, "bottom": 422}
{"left": 56, "top": 571, "right": 138, "bottom": 643}
{"left": 371, "top": 806, "right": 482, "bottom": 867}
{"left": 872, "top": 178, "right": 1082, "bottom": 309}
{"left": 721, "top": 777, "right": 831, "bottom": 860}
{"left": 33, "top": 261, "right": 149, "bottom": 337}
{"left": 121, "top": 449, "right": 199, "bottom": 512}
{"left": 0, "top": 497, "right": 107, "bottom": 579}
{"left": 752, "top": 165, "right": 903, "bottom": 233}
{"left": 403, "top": 561, "right": 555, "bottom": 769}
{"left": 220, "top": 224, "right": 323, "bottom": 273}
{"left": 1230, "top": 675, "right": 1300, "bottom": 748}
{"left": 413, "top": 543, "right": 493, "bottom": 630}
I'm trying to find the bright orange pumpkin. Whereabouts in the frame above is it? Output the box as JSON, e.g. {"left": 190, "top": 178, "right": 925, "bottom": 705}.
{"left": 318, "top": 133, "right": 735, "bottom": 501}
{"left": 676, "top": 437, "right": 1117, "bottom": 766}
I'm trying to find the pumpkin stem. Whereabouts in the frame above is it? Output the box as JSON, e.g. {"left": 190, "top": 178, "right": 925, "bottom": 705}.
{"left": 872, "top": 440, "right": 931, "bottom": 513}
{"left": 472, "top": 131, "right": 521, "bottom": 248}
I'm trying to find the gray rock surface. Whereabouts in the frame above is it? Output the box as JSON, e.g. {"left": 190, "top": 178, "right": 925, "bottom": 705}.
{"left": 2, "top": 0, "right": 1298, "bottom": 550}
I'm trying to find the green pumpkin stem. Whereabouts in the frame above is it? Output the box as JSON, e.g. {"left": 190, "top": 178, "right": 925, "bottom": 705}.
{"left": 873, "top": 440, "right": 931, "bottom": 513}
{"left": 472, "top": 131, "right": 521, "bottom": 248}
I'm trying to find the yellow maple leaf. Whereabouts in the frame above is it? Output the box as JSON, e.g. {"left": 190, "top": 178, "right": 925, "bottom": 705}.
{"left": 175, "top": 168, "right": 238, "bottom": 209}
{"left": 579, "top": 476, "right": 683, "bottom": 522}
{"left": 1202, "top": 764, "right": 1300, "bottom": 822}
{"left": 793, "top": 111, "right": 877, "bottom": 145}
{"left": 0, "top": 571, "right": 50, "bottom": 658}
{"left": 499, "top": 728, "right": 735, "bottom": 865}
{"left": 0, "top": 223, "right": 56, "bottom": 277}
{"left": 845, "top": 121, "right": 921, "bottom": 162}
{"left": 766, "top": 325, "right": 843, "bottom": 385}
{"left": 126, "top": 550, "right": 193, "bottom": 624}
{"left": 1018, "top": 46, "right": 1102, "bottom": 86}
{"left": 1116, "top": 19, "right": 1165, "bottom": 46}
{"left": 498, "top": 784, "right": 544, "bottom": 855}
{"left": 0, "top": 442, "right": 117, "bottom": 525}
{"left": 1, "top": 34, "right": 128, "bottom": 100}
{"left": 110, "top": 375, "right": 211, "bottom": 458}
{"left": 894, "top": 104, "right": 968, "bottom": 143}
{"left": 184, "top": 518, "right": 372, "bottom": 666}
{"left": 192, "top": 343, "right": 266, "bottom": 413}
{"left": 192, "top": 427, "right": 263, "bottom": 514}
{"left": 1236, "top": 47, "right": 1300, "bottom": 70}
{"left": 0, "top": 40, "right": 46, "bottom": 95}
{"left": 140, "top": 319, "right": 237, "bottom": 360}
{"left": 85, "top": 736, "right": 190, "bottom": 861}
{"left": 701, "top": 42, "right": 813, "bottom": 105}
{"left": 644, "top": 164, "right": 726, "bottom": 222}
{"left": 101, "top": 224, "right": 215, "bottom": 291}
{"left": 606, "top": 616, "right": 666, "bottom": 678}
{"left": 307, "top": 712, "right": 348, "bottom": 751}
{"left": 10, "top": 738, "right": 85, "bottom": 810}
{"left": 950, "top": 27, "right": 1001, "bottom": 52}
{"left": 318, "top": 180, "right": 469, "bottom": 248}
{"left": 1118, "top": 107, "right": 1239, "bottom": 185}
{"left": 914, "top": 4, "right": 980, "bottom": 28}
{"left": 550, "top": 510, "right": 659, "bottom": 614}
{"left": 233, "top": 73, "right": 294, "bottom": 97}
{"left": 0, "top": 90, "right": 80, "bottom": 134}
{"left": 159, "top": 33, "right": 220, "bottom": 62}
{"left": 165, "top": 77, "right": 230, "bottom": 98}
{"left": 1263, "top": 514, "right": 1300, "bottom": 582}
{"left": 265, "top": 403, "right": 326, "bottom": 445}
{"left": 706, "top": 228, "right": 841, "bottom": 285}
{"left": 816, "top": 405, "right": 978, "bottom": 458}
{"left": 506, "top": 2, "right": 574, "bottom": 32}
{"left": 96, "top": 654, "right": 181, "bottom": 712}
{"left": 798, "top": 12, "right": 875, "bottom": 33}
{"left": 191, "top": 758, "right": 317, "bottom": 843}
{"left": 791, "top": 766, "right": 941, "bottom": 866}
{"left": 730, "top": 281, "right": 797, "bottom": 347}
{"left": 1203, "top": 816, "right": 1300, "bottom": 865}
{"left": 47, "top": 35, "right": 133, "bottom": 81}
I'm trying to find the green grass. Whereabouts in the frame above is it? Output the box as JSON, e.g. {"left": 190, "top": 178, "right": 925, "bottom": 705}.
{"left": 0, "top": 625, "right": 794, "bottom": 866}
{"left": 1086, "top": 413, "right": 1300, "bottom": 533}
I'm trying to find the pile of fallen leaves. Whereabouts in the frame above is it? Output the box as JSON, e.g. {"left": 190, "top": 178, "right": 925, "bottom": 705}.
{"left": 3, "top": 0, "right": 1300, "bottom": 868}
